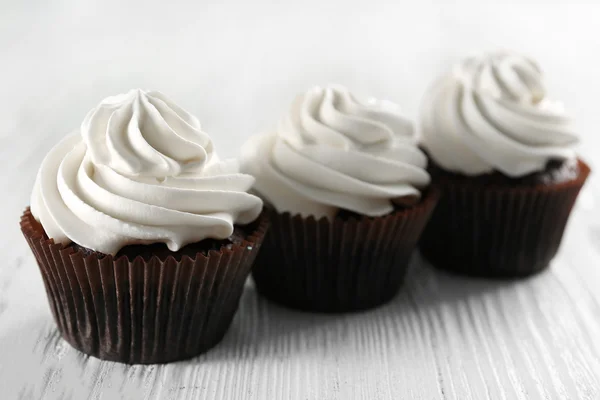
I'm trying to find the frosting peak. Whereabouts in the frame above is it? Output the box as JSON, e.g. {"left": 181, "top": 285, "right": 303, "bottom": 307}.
{"left": 31, "top": 90, "right": 263, "bottom": 255}
{"left": 241, "top": 85, "right": 430, "bottom": 219}
{"left": 82, "top": 89, "right": 213, "bottom": 178}
{"left": 420, "top": 51, "right": 579, "bottom": 177}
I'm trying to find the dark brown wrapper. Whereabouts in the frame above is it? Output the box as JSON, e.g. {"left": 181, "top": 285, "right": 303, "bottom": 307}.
{"left": 20, "top": 209, "right": 268, "bottom": 364}
{"left": 251, "top": 189, "right": 439, "bottom": 313}
{"left": 419, "top": 159, "right": 591, "bottom": 278}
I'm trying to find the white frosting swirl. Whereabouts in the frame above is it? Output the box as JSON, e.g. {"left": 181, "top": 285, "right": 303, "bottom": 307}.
{"left": 31, "top": 89, "right": 262, "bottom": 255}
{"left": 420, "top": 51, "right": 579, "bottom": 177}
{"left": 240, "top": 85, "right": 430, "bottom": 219}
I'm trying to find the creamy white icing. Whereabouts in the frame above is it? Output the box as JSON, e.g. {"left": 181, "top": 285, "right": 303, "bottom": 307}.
{"left": 420, "top": 51, "right": 579, "bottom": 177}
{"left": 31, "top": 89, "right": 263, "bottom": 255}
{"left": 240, "top": 85, "right": 430, "bottom": 219}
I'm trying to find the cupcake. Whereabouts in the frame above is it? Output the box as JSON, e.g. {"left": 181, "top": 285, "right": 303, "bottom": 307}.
{"left": 240, "top": 85, "right": 438, "bottom": 312}
{"left": 419, "top": 52, "right": 590, "bottom": 278}
{"left": 20, "top": 89, "right": 267, "bottom": 364}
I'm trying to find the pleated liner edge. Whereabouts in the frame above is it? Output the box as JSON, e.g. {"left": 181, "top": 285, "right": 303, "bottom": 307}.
{"left": 419, "top": 159, "right": 591, "bottom": 278}
{"left": 251, "top": 188, "right": 440, "bottom": 313}
{"left": 20, "top": 208, "right": 269, "bottom": 364}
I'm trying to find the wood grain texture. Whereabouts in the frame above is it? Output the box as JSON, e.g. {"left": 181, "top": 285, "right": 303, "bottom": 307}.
{"left": 2, "top": 2, "right": 600, "bottom": 398}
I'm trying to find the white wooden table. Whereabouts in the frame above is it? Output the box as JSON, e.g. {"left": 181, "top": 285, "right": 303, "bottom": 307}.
{"left": 3, "top": 2, "right": 600, "bottom": 399}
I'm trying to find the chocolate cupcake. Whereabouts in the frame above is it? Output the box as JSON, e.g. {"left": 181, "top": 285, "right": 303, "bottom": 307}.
{"left": 240, "top": 85, "right": 438, "bottom": 312}
{"left": 419, "top": 52, "right": 590, "bottom": 278}
{"left": 21, "top": 89, "right": 267, "bottom": 364}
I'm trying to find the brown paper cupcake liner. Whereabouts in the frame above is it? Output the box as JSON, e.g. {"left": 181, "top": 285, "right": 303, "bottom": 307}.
{"left": 20, "top": 209, "right": 268, "bottom": 364}
{"left": 419, "top": 159, "right": 591, "bottom": 278}
{"left": 251, "top": 189, "right": 439, "bottom": 313}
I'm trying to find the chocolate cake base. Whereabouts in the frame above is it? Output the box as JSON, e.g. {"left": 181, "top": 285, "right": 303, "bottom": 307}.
{"left": 419, "top": 158, "right": 590, "bottom": 278}
{"left": 251, "top": 188, "right": 439, "bottom": 313}
{"left": 20, "top": 209, "right": 268, "bottom": 364}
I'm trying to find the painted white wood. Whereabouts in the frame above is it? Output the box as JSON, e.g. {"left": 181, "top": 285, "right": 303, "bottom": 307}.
{"left": 2, "top": 1, "right": 600, "bottom": 399}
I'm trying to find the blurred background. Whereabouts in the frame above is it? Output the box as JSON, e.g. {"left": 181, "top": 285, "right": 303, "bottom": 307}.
{"left": 2, "top": 0, "right": 599, "bottom": 162}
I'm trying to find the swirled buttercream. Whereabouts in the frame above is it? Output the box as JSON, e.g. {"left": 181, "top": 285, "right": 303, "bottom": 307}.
{"left": 420, "top": 51, "right": 578, "bottom": 177}
{"left": 241, "top": 85, "right": 430, "bottom": 219}
{"left": 31, "top": 89, "right": 263, "bottom": 255}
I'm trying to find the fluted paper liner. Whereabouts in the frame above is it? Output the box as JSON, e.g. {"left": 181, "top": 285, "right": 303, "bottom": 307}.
{"left": 419, "top": 159, "right": 591, "bottom": 278}
{"left": 20, "top": 209, "right": 268, "bottom": 364}
{"left": 251, "top": 189, "right": 439, "bottom": 312}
